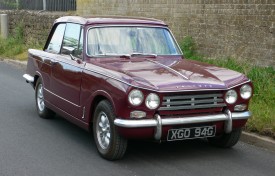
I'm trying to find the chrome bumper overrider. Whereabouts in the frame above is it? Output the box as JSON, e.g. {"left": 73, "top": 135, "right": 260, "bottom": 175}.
{"left": 114, "top": 110, "right": 252, "bottom": 140}
{"left": 23, "top": 74, "right": 34, "bottom": 83}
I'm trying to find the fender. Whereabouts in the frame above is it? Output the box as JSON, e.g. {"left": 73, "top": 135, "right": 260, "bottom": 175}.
{"left": 85, "top": 89, "right": 117, "bottom": 124}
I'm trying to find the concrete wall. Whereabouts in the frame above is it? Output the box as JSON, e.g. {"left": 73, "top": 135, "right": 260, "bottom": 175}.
{"left": 77, "top": 0, "right": 275, "bottom": 67}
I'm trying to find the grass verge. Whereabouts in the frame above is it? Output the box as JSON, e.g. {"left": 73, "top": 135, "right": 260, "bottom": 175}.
{"left": 180, "top": 36, "right": 275, "bottom": 139}
{"left": 0, "top": 24, "right": 42, "bottom": 60}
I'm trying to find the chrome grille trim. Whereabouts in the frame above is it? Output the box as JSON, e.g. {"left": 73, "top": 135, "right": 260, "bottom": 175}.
{"left": 163, "top": 93, "right": 223, "bottom": 100}
{"left": 159, "top": 93, "right": 225, "bottom": 111}
{"left": 162, "top": 98, "right": 224, "bottom": 105}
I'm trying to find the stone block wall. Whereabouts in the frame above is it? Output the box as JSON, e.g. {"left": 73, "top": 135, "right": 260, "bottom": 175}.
{"left": 0, "top": 10, "right": 65, "bottom": 45}
{"left": 77, "top": 0, "right": 275, "bottom": 67}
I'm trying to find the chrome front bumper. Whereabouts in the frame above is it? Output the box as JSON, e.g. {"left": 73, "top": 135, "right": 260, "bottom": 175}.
{"left": 114, "top": 110, "right": 252, "bottom": 140}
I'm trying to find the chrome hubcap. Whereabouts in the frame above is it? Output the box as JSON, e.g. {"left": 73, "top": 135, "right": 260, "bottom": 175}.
{"left": 37, "top": 84, "right": 45, "bottom": 112}
{"left": 96, "top": 112, "right": 111, "bottom": 149}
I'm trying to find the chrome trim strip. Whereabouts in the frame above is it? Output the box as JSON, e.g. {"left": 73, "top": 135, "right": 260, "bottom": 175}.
{"left": 163, "top": 93, "right": 223, "bottom": 100}
{"left": 224, "top": 109, "right": 232, "bottom": 133}
{"left": 159, "top": 104, "right": 226, "bottom": 111}
{"left": 43, "top": 88, "right": 81, "bottom": 108}
{"left": 226, "top": 80, "right": 252, "bottom": 89}
{"left": 168, "top": 27, "right": 183, "bottom": 55}
{"left": 23, "top": 74, "right": 34, "bottom": 83}
{"left": 114, "top": 111, "right": 252, "bottom": 128}
{"left": 82, "top": 107, "right": 85, "bottom": 119}
{"left": 45, "top": 99, "right": 89, "bottom": 126}
{"left": 147, "top": 59, "right": 189, "bottom": 80}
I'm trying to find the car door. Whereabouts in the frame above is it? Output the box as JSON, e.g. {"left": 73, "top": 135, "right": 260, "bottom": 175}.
{"left": 50, "top": 23, "right": 85, "bottom": 119}
{"left": 43, "top": 23, "right": 66, "bottom": 108}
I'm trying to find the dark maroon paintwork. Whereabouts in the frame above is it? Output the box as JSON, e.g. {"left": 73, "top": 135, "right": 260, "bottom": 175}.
{"left": 25, "top": 16, "right": 252, "bottom": 140}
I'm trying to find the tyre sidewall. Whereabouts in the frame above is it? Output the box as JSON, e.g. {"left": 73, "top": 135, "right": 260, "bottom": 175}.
{"left": 35, "top": 79, "right": 45, "bottom": 116}
{"left": 35, "top": 78, "right": 54, "bottom": 119}
{"left": 208, "top": 128, "right": 242, "bottom": 148}
{"left": 93, "top": 100, "right": 117, "bottom": 158}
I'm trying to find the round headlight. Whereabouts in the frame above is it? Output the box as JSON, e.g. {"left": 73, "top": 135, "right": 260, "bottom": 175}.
{"left": 225, "top": 90, "right": 237, "bottom": 104}
{"left": 240, "top": 84, "right": 252, "bottom": 99}
{"left": 145, "top": 93, "right": 160, "bottom": 109}
{"left": 128, "top": 89, "right": 144, "bottom": 106}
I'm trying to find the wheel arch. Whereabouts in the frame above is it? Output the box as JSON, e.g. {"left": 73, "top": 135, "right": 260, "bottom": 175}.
{"left": 33, "top": 71, "right": 44, "bottom": 89}
{"left": 33, "top": 75, "right": 40, "bottom": 88}
{"left": 87, "top": 90, "right": 117, "bottom": 127}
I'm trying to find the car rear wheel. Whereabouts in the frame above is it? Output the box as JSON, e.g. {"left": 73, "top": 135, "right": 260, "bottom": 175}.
{"left": 208, "top": 128, "right": 242, "bottom": 148}
{"left": 93, "top": 100, "right": 127, "bottom": 160}
{"left": 35, "top": 78, "right": 55, "bottom": 119}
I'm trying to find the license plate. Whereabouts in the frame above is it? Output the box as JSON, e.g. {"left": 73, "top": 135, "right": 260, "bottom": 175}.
{"left": 167, "top": 126, "right": 216, "bottom": 141}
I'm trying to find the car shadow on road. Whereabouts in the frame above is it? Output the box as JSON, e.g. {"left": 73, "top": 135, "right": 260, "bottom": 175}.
{"left": 49, "top": 114, "right": 242, "bottom": 163}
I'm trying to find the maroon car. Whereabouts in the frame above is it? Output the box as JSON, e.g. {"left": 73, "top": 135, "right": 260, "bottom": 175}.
{"left": 23, "top": 16, "right": 253, "bottom": 160}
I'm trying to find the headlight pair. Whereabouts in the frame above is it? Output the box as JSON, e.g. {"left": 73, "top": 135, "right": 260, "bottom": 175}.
{"left": 225, "top": 84, "right": 252, "bottom": 104}
{"left": 128, "top": 89, "right": 160, "bottom": 109}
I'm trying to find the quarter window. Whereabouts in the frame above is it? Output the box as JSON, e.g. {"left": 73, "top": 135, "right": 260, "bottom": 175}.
{"left": 46, "top": 23, "right": 66, "bottom": 53}
{"left": 61, "top": 23, "right": 82, "bottom": 58}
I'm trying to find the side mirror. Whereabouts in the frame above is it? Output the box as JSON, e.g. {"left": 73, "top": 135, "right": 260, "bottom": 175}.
{"left": 62, "top": 46, "right": 82, "bottom": 62}
{"left": 62, "top": 46, "right": 75, "bottom": 55}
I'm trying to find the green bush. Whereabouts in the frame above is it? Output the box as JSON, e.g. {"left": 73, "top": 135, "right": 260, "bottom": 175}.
{"left": 179, "top": 36, "right": 196, "bottom": 59}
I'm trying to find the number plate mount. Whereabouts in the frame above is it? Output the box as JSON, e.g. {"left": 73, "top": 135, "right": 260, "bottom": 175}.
{"left": 167, "top": 125, "right": 216, "bottom": 141}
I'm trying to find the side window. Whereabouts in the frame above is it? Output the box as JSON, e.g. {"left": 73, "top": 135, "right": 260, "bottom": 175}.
{"left": 46, "top": 23, "right": 66, "bottom": 53}
{"left": 61, "top": 23, "right": 82, "bottom": 58}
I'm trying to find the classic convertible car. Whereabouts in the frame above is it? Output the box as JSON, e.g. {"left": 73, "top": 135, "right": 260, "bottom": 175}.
{"left": 23, "top": 16, "right": 253, "bottom": 160}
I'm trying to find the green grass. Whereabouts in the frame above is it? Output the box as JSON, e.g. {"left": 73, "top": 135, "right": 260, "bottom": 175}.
{"left": 180, "top": 36, "right": 275, "bottom": 138}
{"left": 0, "top": 25, "right": 24, "bottom": 58}
{"left": 0, "top": 24, "right": 42, "bottom": 60}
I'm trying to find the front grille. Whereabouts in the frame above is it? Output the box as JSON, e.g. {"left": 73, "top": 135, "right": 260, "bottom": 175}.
{"left": 159, "top": 93, "right": 226, "bottom": 111}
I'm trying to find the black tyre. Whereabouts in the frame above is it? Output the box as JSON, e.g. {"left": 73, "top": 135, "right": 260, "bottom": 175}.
{"left": 35, "top": 78, "right": 55, "bottom": 119}
{"left": 208, "top": 128, "right": 242, "bottom": 148}
{"left": 93, "top": 100, "right": 127, "bottom": 160}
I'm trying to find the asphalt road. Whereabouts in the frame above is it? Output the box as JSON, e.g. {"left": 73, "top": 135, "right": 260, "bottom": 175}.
{"left": 0, "top": 61, "right": 274, "bottom": 176}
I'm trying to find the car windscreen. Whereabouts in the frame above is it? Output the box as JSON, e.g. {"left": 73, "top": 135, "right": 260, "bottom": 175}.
{"left": 87, "top": 26, "right": 181, "bottom": 56}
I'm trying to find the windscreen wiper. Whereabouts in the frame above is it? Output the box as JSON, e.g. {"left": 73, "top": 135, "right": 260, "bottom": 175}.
{"left": 130, "top": 52, "right": 157, "bottom": 58}
{"left": 94, "top": 53, "right": 131, "bottom": 59}
{"left": 93, "top": 53, "right": 157, "bottom": 59}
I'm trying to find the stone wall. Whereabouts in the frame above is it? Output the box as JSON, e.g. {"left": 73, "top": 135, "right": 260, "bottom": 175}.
{"left": 77, "top": 0, "right": 275, "bottom": 67}
{"left": 0, "top": 10, "right": 66, "bottom": 45}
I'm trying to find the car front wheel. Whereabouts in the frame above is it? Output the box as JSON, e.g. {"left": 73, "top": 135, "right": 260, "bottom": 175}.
{"left": 35, "top": 78, "right": 55, "bottom": 119}
{"left": 93, "top": 100, "right": 127, "bottom": 160}
{"left": 208, "top": 128, "right": 242, "bottom": 148}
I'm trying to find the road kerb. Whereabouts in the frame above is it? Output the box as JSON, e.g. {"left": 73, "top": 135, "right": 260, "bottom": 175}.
{"left": 241, "top": 131, "right": 275, "bottom": 152}
{"left": 3, "top": 59, "right": 27, "bottom": 70}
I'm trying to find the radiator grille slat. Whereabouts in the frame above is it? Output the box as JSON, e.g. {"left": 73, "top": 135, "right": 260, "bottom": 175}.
{"left": 159, "top": 93, "right": 225, "bottom": 111}
{"left": 162, "top": 98, "right": 224, "bottom": 105}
